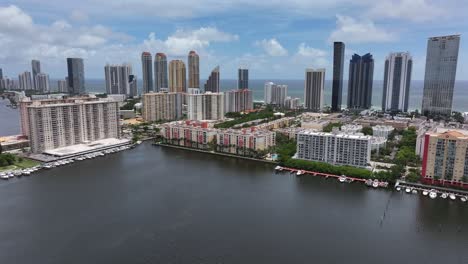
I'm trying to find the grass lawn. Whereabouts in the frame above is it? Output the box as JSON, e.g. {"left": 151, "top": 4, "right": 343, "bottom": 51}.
{"left": 0, "top": 158, "right": 40, "bottom": 172}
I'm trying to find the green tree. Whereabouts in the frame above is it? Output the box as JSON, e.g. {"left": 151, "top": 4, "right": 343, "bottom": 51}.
{"left": 361, "top": 126, "right": 373, "bottom": 136}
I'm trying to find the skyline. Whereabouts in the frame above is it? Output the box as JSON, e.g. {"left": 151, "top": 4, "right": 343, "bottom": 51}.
{"left": 0, "top": 2, "right": 467, "bottom": 80}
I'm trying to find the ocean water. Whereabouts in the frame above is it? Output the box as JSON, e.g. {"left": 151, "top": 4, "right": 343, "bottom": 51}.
{"left": 50, "top": 79, "right": 468, "bottom": 112}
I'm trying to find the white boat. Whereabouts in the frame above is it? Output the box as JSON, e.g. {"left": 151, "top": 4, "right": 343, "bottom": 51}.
{"left": 372, "top": 180, "right": 379, "bottom": 188}
{"left": 449, "top": 194, "right": 456, "bottom": 200}
{"left": 461, "top": 196, "right": 467, "bottom": 202}
{"left": 8, "top": 173, "right": 14, "bottom": 178}
{"left": 429, "top": 190, "right": 438, "bottom": 199}
{"left": 296, "top": 170, "right": 304, "bottom": 176}
{"left": 1, "top": 173, "right": 8, "bottom": 180}
{"left": 441, "top": 193, "right": 448, "bottom": 199}
{"left": 136, "top": 141, "right": 142, "bottom": 145}
{"left": 405, "top": 188, "right": 411, "bottom": 193}
{"left": 422, "top": 190, "right": 429, "bottom": 196}
{"left": 412, "top": 189, "right": 418, "bottom": 194}
{"left": 365, "top": 179, "right": 373, "bottom": 187}
{"left": 339, "top": 176, "right": 347, "bottom": 183}
{"left": 396, "top": 186, "right": 402, "bottom": 191}
{"left": 14, "top": 171, "right": 22, "bottom": 177}
{"left": 23, "top": 171, "right": 31, "bottom": 176}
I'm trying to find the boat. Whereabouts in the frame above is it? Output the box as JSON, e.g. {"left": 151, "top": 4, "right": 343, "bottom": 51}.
{"left": 396, "top": 186, "right": 402, "bottom": 191}
{"left": 379, "top": 182, "right": 388, "bottom": 188}
{"left": 23, "top": 170, "right": 31, "bottom": 176}
{"left": 8, "top": 173, "right": 14, "bottom": 178}
{"left": 372, "top": 180, "right": 379, "bottom": 188}
{"left": 422, "top": 190, "right": 429, "bottom": 196}
{"left": 14, "top": 171, "right": 22, "bottom": 177}
{"left": 365, "top": 179, "right": 373, "bottom": 186}
{"left": 429, "top": 190, "right": 437, "bottom": 199}
{"left": 441, "top": 193, "right": 448, "bottom": 199}
{"left": 136, "top": 141, "right": 142, "bottom": 145}
{"left": 338, "top": 176, "right": 347, "bottom": 183}
{"left": 412, "top": 189, "right": 418, "bottom": 194}
{"left": 275, "top": 166, "right": 283, "bottom": 171}
{"left": 1, "top": 173, "right": 8, "bottom": 180}
{"left": 449, "top": 194, "right": 456, "bottom": 200}
{"left": 461, "top": 196, "right": 467, "bottom": 202}
{"left": 296, "top": 170, "right": 304, "bottom": 176}
{"left": 405, "top": 187, "right": 411, "bottom": 193}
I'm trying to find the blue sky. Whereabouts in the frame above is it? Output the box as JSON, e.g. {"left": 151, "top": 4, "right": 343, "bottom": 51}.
{"left": 0, "top": 0, "right": 467, "bottom": 80}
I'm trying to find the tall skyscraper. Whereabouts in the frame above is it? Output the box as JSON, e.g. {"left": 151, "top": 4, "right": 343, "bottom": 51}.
{"left": 104, "top": 64, "right": 132, "bottom": 95}
{"left": 18, "top": 71, "right": 33, "bottom": 90}
{"left": 332, "top": 42, "right": 345, "bottom": 112}
{"left": 67, "top": 58, "right": 85, "bottom": 95}
{"left": 169, "top": 60, "right": 186, "bottom": 93}
{"left": 238, "top": 68, "right": 249, "bottom": 89}
{"left": 154, "top": 53, "right": 168, "bottom": 91}
{"left": 264, "top": 82, "right": 288, "bottom": 106}
{"left": 31, "top": 60, "right": 41, "bottom": 90}
{"left": 204, "top": 66, "right": 220, "bottom": 93}
{"left": 141, "top": 52, "right": 153, "bottom": 94}
{"left": 224, "top": 89, "right": 253, "bottom": 113}
{"left": 304, "top": 68, "right": 325, "bottom": 111}
{"left": 422, "top": 35, "right": 460, "bottom": 116}
{"left": 0, "top": 68, "right": 3, "bottom": 79}
{"left": 382, "top": 52, "right": 413, "bottom": 112}
{"left": 35, "top": 73, "right": 50, "bottom": 93}
{"left": 347, "top": 53, "right": 374, "bottom": 110}
{"left": 188, "top": 50, "right": 200, "bottom": 88}
{"left": 129, "top": 75, "right": 138, "bottom": 98}
{"left": 57, "top": 80, "right": 67, "bottom": 93}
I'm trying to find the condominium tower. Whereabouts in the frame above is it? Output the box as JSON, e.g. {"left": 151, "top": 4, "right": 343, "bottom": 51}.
{"left": 331, "top": 42, "right": 345, "bottom": 111}
{"left": 347, "top": 53, "right": 374, "bottom": 110}
{"left": 304, "top": 68, "right": 325, "bottom": 111}
{"left": 204, "top": 66, "right": 220, "bottom": 93}
{"left": 224, "top": 89, "right": 253, "bottom": 113}
{"left": 104, "top": 64, "right": 132, "bottom": 95}
{"left": 18, "top": 71, "right": 33, "bottom": 90}
{"left": 169, "top": 60, "right": 186, "bottom": 93}
{"left": 238, "top": 68, "right": 249, "bottom": 89}
{"left": 264, "top": 82, "right": 288, "bottom": 106}
{"left": 421, "top": 35, "right": 460, "bottom": 116}
{"left": 382, "top": 52, "right": 412, "bottom": 112}
{"left": 67, "top": 58, "right": 85, "bottom": 95}
{"left": 142, "top": 92, "right": 183, "bottom": 121}
{"left": 187, "top": 92, "right": 224, "bottom": 120}
{"left": 141, "top": 52, "right": 153, "bottom": 94}
{"left": 35, "top": 73, "right": 50, "bottom": 93}
{"left": 188, "top": 51, "right": 200, "bottom": 88}
{"left": 31, "top": 60, "right": 41, "bottom": 90}
{"left": 57, "top": 80, "right": 67, "bottom": 93}
{"left": 154, "top": 53, "right": 168, "bottom": 91}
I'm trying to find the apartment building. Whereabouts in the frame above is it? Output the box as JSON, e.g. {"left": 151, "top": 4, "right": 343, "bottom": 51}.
{"left": 187, "top": 92, "right": 224, "bottom": 120}
{"left": 216, "top": 128, "right": 275, "bottom": 155}
{"left": 160, "top": 121, "right": 217, "bottom": 149}
{"left": 142, "top": 92, "right": 183, "bottom": 122}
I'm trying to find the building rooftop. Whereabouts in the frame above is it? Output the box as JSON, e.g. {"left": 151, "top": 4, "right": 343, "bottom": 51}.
{"left": 43, "top": 138, "right": 130, "bottom": 157}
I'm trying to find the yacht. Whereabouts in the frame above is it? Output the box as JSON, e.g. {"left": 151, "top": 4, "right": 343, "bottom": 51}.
{"left": 461, "top": 196, "right": 467, "bottom": 202}
{"left": 8, "top": 173, "right": 14, "bottom": 178}
{"left": 296, "top": 170, "right": 304, "bottom": 176}
{"left": 405, "top": 187, "right": 411, "bottom": 193}
{"left": 275, "top": 166, "right": 283, "bottom": 171}
{"left": 396, "top": 186, "right": 402, "bottom": 191}
{"left": 422, "top": 190, "right": 429, "bottom": 196}
{"left": 441, "top": 193, "right": 448, "bottom": 199}
{"left": 429, "top": 190, "right": 438, "bottom": 199}
{"left": 449, "top": 194, "right": 457, "bottom": 200}
{"left": 412, "top": 189, "right": 418, "bottom": 194}
{"left": 338, "top": 176, "right": 347, "bottom": 183}
{"left": 14, "top": 171, "right": 22, "bottom": 177}
{"left": 372, "top": 180, "right": 379, "bottom": 188}
{"left": 1, "top": 173, "right": 8, "bottom": 180}
{"left": 23, "top": 170, "right": 31, "bottom": 176}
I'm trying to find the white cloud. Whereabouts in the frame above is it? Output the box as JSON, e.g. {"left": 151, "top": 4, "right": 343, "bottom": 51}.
{"left": 328, "top": 15, "right": 396, "bottom": 44}
{"left": 70, "top": 10, "right": 89, "bottom": 22}
{"left": 367, "top": 0, "right": 443, "bottom": 22}
{"left": 0, "top": 5, "right": 33, "bottom": 32}
{"left": 256, "top": 38, "right": 288, "bottom": 56}
{"left": 297, "top": 43, "right": 327, "bottom": 57}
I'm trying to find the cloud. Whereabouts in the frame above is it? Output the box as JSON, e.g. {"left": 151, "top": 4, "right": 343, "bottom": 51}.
{"left": 367, "top": 0, "right": 443, "bottom": 22}
{"left": 328, "top": 15, "right": 396, "bottom": 44}
{"left": 297, "top": 43, "right": 327, "bottom": 57}
{"left": 70, "top": 10, "right": 89, "bottom": 22}
{"left": 256, "top": 38, "right": 288, "bottom": 56}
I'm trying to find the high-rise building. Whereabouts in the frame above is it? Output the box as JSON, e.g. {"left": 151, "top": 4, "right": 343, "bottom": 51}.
{"left": 18, "top": 71, "right": 33, "bottom": 90}
{"left": 57, "top": 80, "right": 67, "bottom": 93}
{"left": 1, "top": 77, "right": 16, "bottom": 90}
{"left": 296, "top": 131, "right": 371, "bottom": 168}
{"left": 347, "top": 53, "right": 374, "bottom": 110}
{"left": 169, "top": 60, "right": 186, "bottom": 93}
{"left": 67, "top": 58, "right": 85, "bottom": 95}
{"left": 224, "top": 89, "right": 253, "bottom": 113}
{"left": 142, "top": 92, "right": 183, "bottom": 122}
{"left": 238, "top": 68, "right": 249, "bottom": 89}
{"left": 204, "top": 66, "right": 220, "bottom": 93}
{"left": 332, "top": 42, "right": 345, "bottom": 112}
{"left": 104, "top": 64, "right": 132, "bottom": 95}
{"left": 35, "top": 73, "right": 50, "bottom": 93}
{"left": 382, "top": 52, "right": 412, "bottom": 112}
{"left": 154, "top": 53, "right": 168, "bottom": 92}
{"left": 421, "top": 130, "right": 468, "bottom": 187}
{"left": 31, "top": 60, "right": 41, "bottom": 90}
{"left": 141, "top": 52, "right": 153, "bottom": 94}
{"left": 304, "top": 68, "right": 325, "bottom": 111}
{"left": 128, "top": 75, "right": 137, "bottom": 98}
{"left": 187, "top": 92, "right": 224, "bottom": 120}
{"left": 284, "top": 97, "right": 300, "bottom": 110}
{"left": 422, "top": 35, "right": 460, "bottom": 116}
{"left": 0, "top": 68, "right": 3, "bottom": 79}
{"left": 188, "top": 50, "right": 200, "bottom": 89}
{"left": 21, "top": 96, "right": 120, "bottom": 153}
{"left": 264, "top": 82, "right": 288, "bottom": 106}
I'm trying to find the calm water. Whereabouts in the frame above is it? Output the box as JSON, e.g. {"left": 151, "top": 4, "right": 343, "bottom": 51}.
{"left": 0, "top": 142, "right": 467, "bottom": 263}
{"left": 0, "top": 99, "right": 20, "bottom": 136}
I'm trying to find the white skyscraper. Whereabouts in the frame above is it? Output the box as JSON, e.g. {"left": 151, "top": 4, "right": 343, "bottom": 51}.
{"left": 264, "top": 82, "right": 288, "bottom": 106}
{"left": 104, "top": 64, "right": 132, "bottom": 96}
{"left": 382, "top": 52, "right": 412, "bottom": 112}
{"left": 57, "top": 80, "right": 67, "bottom": 93}
{"left": 35, "top": 73, "right": 50, "bottom": 93}
{"left": 18, "top": 71, "right": 33, "bottom": 90}
{"left": 187, "top": 92, "right": 225, "bottom": 120}
{"left": 422, "top": 35, "right": 460, "bottom": 116}
{"left": 304, "top": 68, "right": 325, "bottom": 111}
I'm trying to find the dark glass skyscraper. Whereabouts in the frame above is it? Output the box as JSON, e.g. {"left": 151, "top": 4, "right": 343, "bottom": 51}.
{"left": 66, "top": 58, "right": 85, "bottom": 95}
{"left": 238, "top": 68, "right": 248, "bottom": 89}
{"left": 154, "top": 53, "right": 168, "bottom": 91}
{"left": 347, "top": 53, "right": 374, "bottom": 110}
{"left": 31, "top": 60, "right": 41, "bottom": 90}
{"left": 141, "top": 52, "right": 153, "bottom": 94}
{"left": 205, "top": 66, "right": 220, "bottom": 93}
{"left": 331, "top": 42, "right": 345, "bottom": 112}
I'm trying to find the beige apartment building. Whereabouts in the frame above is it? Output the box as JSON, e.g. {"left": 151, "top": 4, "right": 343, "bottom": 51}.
{"left": 142, "top": 92, "right": 183, "bottom": 122}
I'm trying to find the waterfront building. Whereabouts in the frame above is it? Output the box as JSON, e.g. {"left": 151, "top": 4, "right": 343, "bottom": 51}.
{"left": 204, "top": 66, "right": 220, "bottom": 93}
{"left": 332, "top": 42, "right": 345, "bottom": 112}
{"left": 382, "top": 52, "right": 412, "bottom": 112}
{"left": 104, "top": 64, "right": 132, "bottom": 96}
{"left": 347, "top": 53, "right": 374, "bottom": 110}
{"left": 154, "top": 53, "right": 168, "bottom": 92}
{"left": 372, "top": 125, "right": 394, "bottom": 139}
{"left": 67, "top": 58, "right": 85, "bottom": 95}
{"left": 22, "top": 96, "right": 120, "bottom": 153}
{"left": 128, "top": 75, "right": 138, "bottom": 98}
{"left": 304, "top": 68, "right": 325, "bottom": 111}
{"left": 284, "top": 97, "right": 300, "bottom": 110}
{"left": 217, "top": 128, "right": 275, "bottom": 155}
{"left": 31, "top": 60, "right": 41, "bottom": 90}
{"left": 256, "top": 117, "right": 294, "bottom": 130}
{"left": 160, "top": 120, "right": 218, "bottom": 150}
{"left": 422, "top": 35, "right": 460, "bottom": 116}
{"left": 264, "top": 82, "right": 288, "bottom": 106}
{"left": 188, "top": 51, "right": 200, "bottom": 89}
{"left": 169, "top": 60, "right": 186, "bottom": 93}
{"left": 141, "top": 52, "right": 153, "bottom": 94}
{"left": 142, "top": 92, "right": 183, "bottom": 122}
{"left": 238, "top": 68, "right": 249, "bottom": 89}
{"left": 35, "top": 73, "right": 50, "bottom": 93}
{"left": 57, "top": 80, "right": 67, "bottom": 93}
{"left": 187, "top": 92, "right": 225, "bottom": 121}
{"left": 18, "top": 71, "right": 33, "bottom": 90}
{"left": 296, "top": 130, "right": 371, "bottom": 168}
{"left": 421, "top": 130, "right": 468, "bottom": 187}
{"left": 224, "top": 89, "right": 253, "bottom": 113}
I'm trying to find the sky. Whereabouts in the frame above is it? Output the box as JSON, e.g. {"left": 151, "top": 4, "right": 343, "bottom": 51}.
{"left": 0, "top": 0, "right": 467, "bottom": 80}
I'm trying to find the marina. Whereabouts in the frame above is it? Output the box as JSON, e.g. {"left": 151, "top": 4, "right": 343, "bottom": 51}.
{"left": 395, "top": 180, "right": 468, "bottom": 203}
